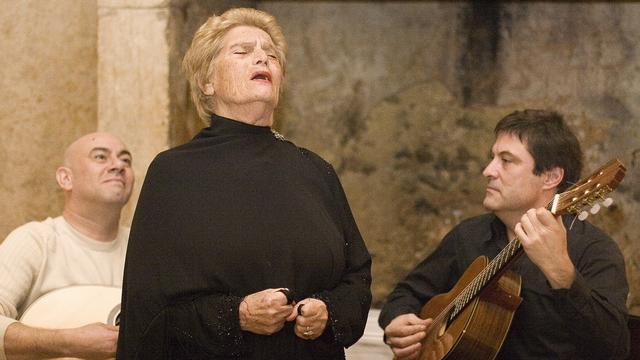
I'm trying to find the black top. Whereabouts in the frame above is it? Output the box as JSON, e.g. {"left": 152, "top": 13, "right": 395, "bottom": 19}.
{"left": 379, "top": 213, "right": 629, "bottom": 359}
{"left": 117, "top": 114, "right": 372, "bottom": 359}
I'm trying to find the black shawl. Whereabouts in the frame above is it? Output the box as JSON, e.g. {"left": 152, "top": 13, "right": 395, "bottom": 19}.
{"left": 116, "top": 114, "right": 372, "bottom": 359}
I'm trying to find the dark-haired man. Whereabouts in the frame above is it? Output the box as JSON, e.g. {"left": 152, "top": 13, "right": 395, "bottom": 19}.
{"left": 379, "top": 110, "right": 629, "bottom": 359}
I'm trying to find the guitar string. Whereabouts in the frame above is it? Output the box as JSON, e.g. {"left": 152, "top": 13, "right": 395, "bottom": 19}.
{"left": 433, "top": 199, "right": 554, "bottom": 327}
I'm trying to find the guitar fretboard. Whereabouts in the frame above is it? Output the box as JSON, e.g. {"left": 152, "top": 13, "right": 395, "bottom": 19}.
{"left": 449, "top": 237, "right": 523, "bottom": 321}
{"left": 445, "top": 198, "right": 556, "bottom": 323}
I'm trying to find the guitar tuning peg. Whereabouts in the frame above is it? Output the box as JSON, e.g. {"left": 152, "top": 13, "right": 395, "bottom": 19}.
{"left": 590, "top": 203, "right": 601, "bottom": 214}
{"left": 578, "top": 211, "right": 589, "bottom": 221}
{"left": 602, "top": 197, "right": 614, "bottom": 207}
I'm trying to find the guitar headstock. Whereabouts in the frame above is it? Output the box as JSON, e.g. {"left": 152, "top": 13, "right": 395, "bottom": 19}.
{"left": 551, "top": 159, "right": 626, "bottom": 219}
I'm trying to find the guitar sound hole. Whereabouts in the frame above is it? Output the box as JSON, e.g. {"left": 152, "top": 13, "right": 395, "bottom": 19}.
{"left": 437, "top": 321, "right": 446, "bottom": 337}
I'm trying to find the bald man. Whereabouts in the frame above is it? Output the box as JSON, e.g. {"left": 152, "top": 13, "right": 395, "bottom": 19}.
{"left": 0, "top": 132, "right": 134, "bottom": 359}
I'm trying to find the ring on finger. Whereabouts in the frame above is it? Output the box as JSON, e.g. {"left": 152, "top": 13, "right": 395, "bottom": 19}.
{"left": 303, "top": 326, "right": 313, "bottom": 337}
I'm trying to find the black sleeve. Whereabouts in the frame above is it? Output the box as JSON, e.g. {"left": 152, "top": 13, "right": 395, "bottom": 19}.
{"left": 119, "top": 152, "right": 259, "bottom": 359}
{"left": 164, "top": 294, "right": 247, "bottom": 358}
{"left": 378, "top": 228, "right": 461, "bottom": 330}
{"left": 551, "top": 235, "right": 630, "bottom": 359}
{"left": 312, "top": 163, "right": 372, "bottom": 348}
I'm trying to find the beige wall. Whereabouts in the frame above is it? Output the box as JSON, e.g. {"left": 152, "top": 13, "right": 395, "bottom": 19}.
{"left": 0, "top": 0, "right": 98, "bottom": 235}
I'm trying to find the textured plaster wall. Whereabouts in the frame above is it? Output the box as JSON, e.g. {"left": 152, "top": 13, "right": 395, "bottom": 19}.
{"left": 176, "top": 2, "right": 640, "bottom": 312}
{"left": 0, "top": 1, "right": 97, "bottom": 238}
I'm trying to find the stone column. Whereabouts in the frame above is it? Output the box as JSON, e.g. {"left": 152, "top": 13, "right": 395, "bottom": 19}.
{"left": 97, "top": 0, "right": 172, "bottom": 224}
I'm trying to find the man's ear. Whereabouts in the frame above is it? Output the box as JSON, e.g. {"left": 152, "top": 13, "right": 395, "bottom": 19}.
{"left": 202, "top": 83, "right": 215, "bottom": 96}
{"left": 542, "top": 166, "right": 564, "bottom": 190}
{"left": 56, "top": 167, "right": 73, "bottom": 191}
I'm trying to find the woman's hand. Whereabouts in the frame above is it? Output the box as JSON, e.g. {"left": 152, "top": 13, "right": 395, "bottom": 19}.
{"left": 288, "top": 298, "right": 328, "bottom": 340}
{"left": 239, "top": 288, "right": 294, "bottom": 335}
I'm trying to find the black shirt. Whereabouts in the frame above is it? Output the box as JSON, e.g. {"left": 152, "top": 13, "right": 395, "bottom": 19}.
{"left": 117, "top": 114, "right": 372, "bottom": 359}
{"left": 379, "top": 213, "right": 629, "bottom": 359}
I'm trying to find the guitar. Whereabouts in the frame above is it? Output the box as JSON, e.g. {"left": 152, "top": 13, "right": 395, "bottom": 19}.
{"left": 416, "top": 159, "right": 627, "bottom": 360}
{"left": 19, "top": 285, "right": 121, "bottom": 360}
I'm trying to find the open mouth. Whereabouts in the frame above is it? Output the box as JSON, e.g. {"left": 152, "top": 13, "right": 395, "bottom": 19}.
{"left": 251, "top": 71, "right": 271, "bottom": 82}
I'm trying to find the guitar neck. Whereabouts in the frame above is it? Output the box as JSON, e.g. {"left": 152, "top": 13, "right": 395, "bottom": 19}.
{"left": 444, "top": 191, "right": 566, "bottom": 323}
{"left": 448, "top": 237, "right": 524, "bottom": 322}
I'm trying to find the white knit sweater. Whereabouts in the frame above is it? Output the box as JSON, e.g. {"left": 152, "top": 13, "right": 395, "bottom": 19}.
{"left": 0, "top": 216, "right": 128, "bottom": 359}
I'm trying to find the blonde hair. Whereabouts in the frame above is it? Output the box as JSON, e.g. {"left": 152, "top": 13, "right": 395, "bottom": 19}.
{"left": 182, "top": 8, "right": 288, "bottom": 122}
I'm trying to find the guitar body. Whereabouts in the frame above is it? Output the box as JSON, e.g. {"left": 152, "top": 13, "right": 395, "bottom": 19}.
{"left": 20, "top": 285, "right": 121, "bottom": 328}
{"left": 418, "top": 256, "right": 522, "bottom": 360}
{"left": 19, "top": 285, "right": 121, "bottom": 360}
